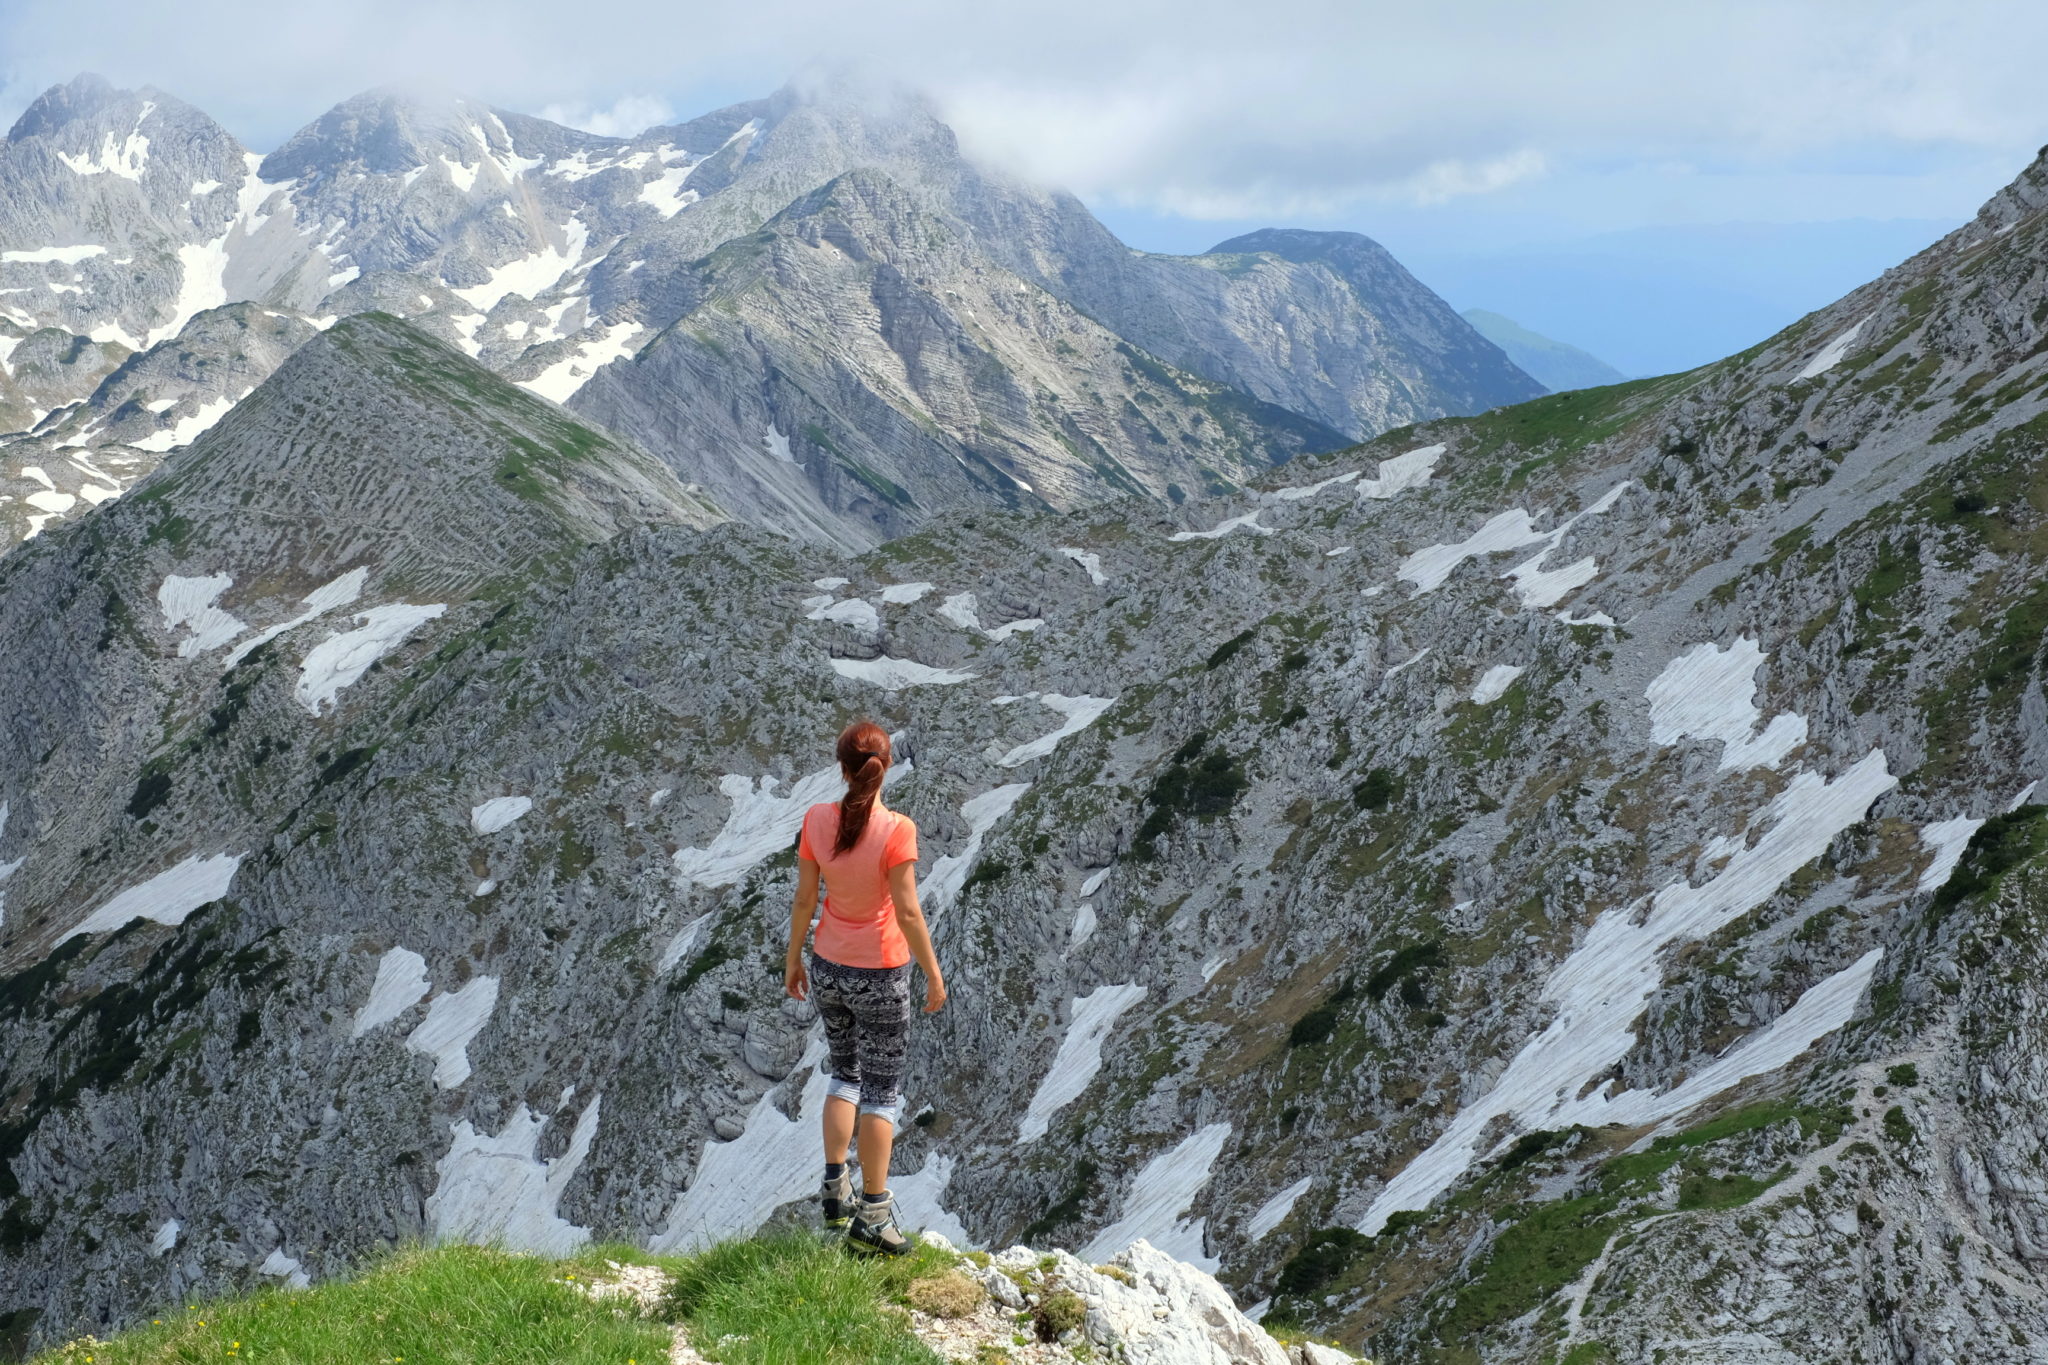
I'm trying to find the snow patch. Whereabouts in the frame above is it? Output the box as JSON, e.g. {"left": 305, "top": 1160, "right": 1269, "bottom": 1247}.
{"left": 1, "top": 245, "right": 107, "bottom": 264}
{"left": 654, "top": 1040, "right": 830, "bottom": 1252}
{"left": 985, "top": 617, "right": 1044, "bottom": 642}
{"left": 151, "top": 1219, "right": 180, "bottom": 1256}
{"left": 1385, "top": 647, "right": 1431, "bottom": 678}
{"left": 259, "top": 1249, "right": 311, "bottom": 1290}
{"left": 1399, "top": 482, "right": 1627, "bottom": 598}
{"left": 222, "top": 567, "right": 369, "bottom": 669}
{"left": 638, "top": 162, "right": 702, "bottom": 218}
{"left": 518, "top": 322, "right": 642, "bottom": 403}
{"left": 1646, "top": 638, "right": 1808, "bottom": 771}
{"left": 672, "top": 764, "right": 844, "bottom": 889}
{"left": 1069, "top": 902, "right": 1098, "bottom": 949}
{"left": 807, "top": 596, "right": 882, "bottom": 633}
{"left": 63, "top": 853, "right": 244, "bottom": 940}
{"left": 762, "top": 426, "right": 796, "bottom": 464}
{"left": 1357, "top": 443, "right": 1445, "bottom": 499}
{"left": 892, "top": 1152, "right": 974, "bottom": 1248}
{"left": 829, "top": 656, "right": 978, "bottom": 688}
{"left": 1917, "top": 815, "right": 1985, "bottom": 893}
{"left": 1360, "top": 751, "right": 1896, "bottom": 1234}
{"left": 1170, "top": 510, "right": 1269, "bottom": 542}
{"left": 1797, "top": 315, "right": 1872, "bottom": 380}
{"left": 452, "top": 217, "right": 591, "bottom": 312}
{"left": 1080, "top": 1123, "right": 1232, "bottom": 1271}
{"left": 0, "top": 803, "right": 20, "bottom": 928}
{"left": 404, "top": 976, "right": 500, "bottom": 1088}
{"left": 58, "top": 119, "right": 150, "bottom": 181}
{"left": 1470, "top": 664, "right": 1524, "bottom": 705}
{"left": 937, "top": 592, "right": 981, "bottom": 630}
{"left": 1266, "top": 469, "right": 1359, "bottom": 502}
{"left": 879, "top": 581, "right": 935, "bottom": 604}
{"left": 130, "top": 394, "right": 239, "bottom": 454}
{"left": 295, "top": 603, "right": 447, "bottom": 715}
{"left": 158, "top": 574, "right": 245, "bottom": 657}
{"left": 1060, "top": 547, "right": 1108, "bottom": 585}
{"left": 351, "top": 947, "right": 432, "bottom": 1037}
{"left": 471, "top": 796, "right": 534, "bottom": 835}
{"left": 1019, "top": 983, "right": 1147, "bottom": 1141}
{"left": 1245, "top": 1176, "right": 1313, "bottom": 1241}
{"left": 922, "top": 784, "right": 1033, "bottom": 915}
{"left": 1505, "top": 553, "right": 1599, "bottom": 610}
{"left": 658, "top": 913, "right": 712, "bottom": 973}
{"left": 426, "top": 1097, "right": 602, "bottom": 1256}
{"left": 997, "top": 693, "right": 1116, "bottom": 767}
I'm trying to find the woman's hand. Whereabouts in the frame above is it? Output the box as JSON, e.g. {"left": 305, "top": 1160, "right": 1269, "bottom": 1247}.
{"left": 785, "top": 954, "right": 809, "bottom": 1002}
{"left": 923, "top": 978, "right": 947, "bottom": 1014}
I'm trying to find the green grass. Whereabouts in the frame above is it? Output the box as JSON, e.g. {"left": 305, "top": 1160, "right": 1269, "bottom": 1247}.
{"left": 32, "top": 1236, "right": 968, "bottom": 1365}
{"left": 32, "top": 1245, "right": 672, "bottom": 1365}
{"left": 657, "top": 1233, "right": 954, "bottom": 1364}
{"left": 1447, "top": 373, "right": 1697, "bottom": 477}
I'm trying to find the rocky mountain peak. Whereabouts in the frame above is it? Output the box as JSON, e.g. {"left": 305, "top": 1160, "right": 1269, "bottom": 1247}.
{"left": 259, "top": 85, "right": 614, "bottom": 182}
{"left": 6, "top": 72, "right": 134, "bottom": 141}
{"left": 3, "top": 72, "right": 229, "bottom": 165}
{"left": 1207, "top": 226, "right": 1395, "bottom": 267}
{"left": 126, "top": 311, "right": 720, "bottom": 590}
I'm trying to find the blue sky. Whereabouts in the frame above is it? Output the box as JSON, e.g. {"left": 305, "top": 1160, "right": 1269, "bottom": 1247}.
{"left": 2, "top": 0, "right": 2041, "bottom": 376}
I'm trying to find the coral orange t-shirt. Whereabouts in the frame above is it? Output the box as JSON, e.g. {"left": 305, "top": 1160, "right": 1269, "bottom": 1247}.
{"left": 798, "top": 802, "right": 920, "bottom": 968}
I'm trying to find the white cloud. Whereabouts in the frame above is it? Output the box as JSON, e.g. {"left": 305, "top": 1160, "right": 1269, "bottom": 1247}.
{"left": 1402, "top": 150, "right": 1550, "bottom": 207}
{"left": 535, "top": 94, "right": 675, "bottom": 138}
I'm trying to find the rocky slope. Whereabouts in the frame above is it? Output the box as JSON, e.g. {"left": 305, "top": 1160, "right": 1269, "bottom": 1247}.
{"left": 0, "top": 75, "right": 1534, "bottom": 551}
{"left": 6, "top": 105, "right": 2048, "bottom": 1365}
{"left": 572, "top": 168, "right": 1344, "bottom": 545}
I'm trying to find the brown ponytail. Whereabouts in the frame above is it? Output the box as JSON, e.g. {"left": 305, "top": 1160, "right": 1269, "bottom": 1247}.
{"left": 834, "top": 720, "right": 892, "bottom": 854}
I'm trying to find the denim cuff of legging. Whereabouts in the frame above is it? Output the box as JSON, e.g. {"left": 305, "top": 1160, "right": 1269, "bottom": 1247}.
{"left": 858, "top": 1096, "right": 904, "bottom": 1126}
{"left": 826, "top": 1076, "right": 902, "bottom": 1126}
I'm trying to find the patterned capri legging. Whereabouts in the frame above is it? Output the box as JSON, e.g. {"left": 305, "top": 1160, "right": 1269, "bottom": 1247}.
{"left": 810, "top": 954, "right": 914, "bottom": 1126}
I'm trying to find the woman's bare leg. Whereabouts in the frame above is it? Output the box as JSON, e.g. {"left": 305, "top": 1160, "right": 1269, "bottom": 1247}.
{"left": 856, "top": 1113, "right": 894, "bottom": 1195}
{"left": 824, "top": 1096, "right": 857, "bottom": 1165}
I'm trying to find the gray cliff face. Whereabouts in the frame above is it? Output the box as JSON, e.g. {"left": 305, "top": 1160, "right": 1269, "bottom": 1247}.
{"left": 0, "top": 76, "right": 1528, "bottom": 553}
{"left": 570, "top": 167, "right": 1346, "bottom": 548}
{"left": 5, "top": 144, "right": 2048, "bottom": 1365}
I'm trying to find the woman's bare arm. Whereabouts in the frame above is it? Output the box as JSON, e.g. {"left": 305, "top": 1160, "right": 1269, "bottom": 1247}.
{"left": 784, "top": 858, "right": 821, "bottom": 1000}
{"left": 889, "top": 861, "right": 946, "bottom": 1012}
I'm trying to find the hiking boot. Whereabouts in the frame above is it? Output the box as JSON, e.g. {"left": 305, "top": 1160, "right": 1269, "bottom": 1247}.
{"left": 821, "top": 1168, "right": 854, "bottom": 1228}
{"left": 846, "top": 1192, "right": 914, "bottom": 1257}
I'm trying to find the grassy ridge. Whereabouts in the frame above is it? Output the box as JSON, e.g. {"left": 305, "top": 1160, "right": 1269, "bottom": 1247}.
{"left": 33, "top": 1236, "right": 965, "bottom": 1365}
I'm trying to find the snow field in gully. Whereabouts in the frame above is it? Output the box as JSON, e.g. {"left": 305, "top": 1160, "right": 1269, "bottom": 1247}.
{"left": 1361, "top": 631, "right": 1899, "bottom": 1234}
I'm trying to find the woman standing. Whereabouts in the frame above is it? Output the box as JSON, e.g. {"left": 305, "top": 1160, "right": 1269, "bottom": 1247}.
{"left": 784, "top": 720, "right": 947, "bottom": 1256}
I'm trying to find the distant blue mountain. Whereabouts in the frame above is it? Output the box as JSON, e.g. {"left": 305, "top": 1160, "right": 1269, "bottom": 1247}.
{"left": 1460, "top": 309, "right": 1626, "bottom": 392}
